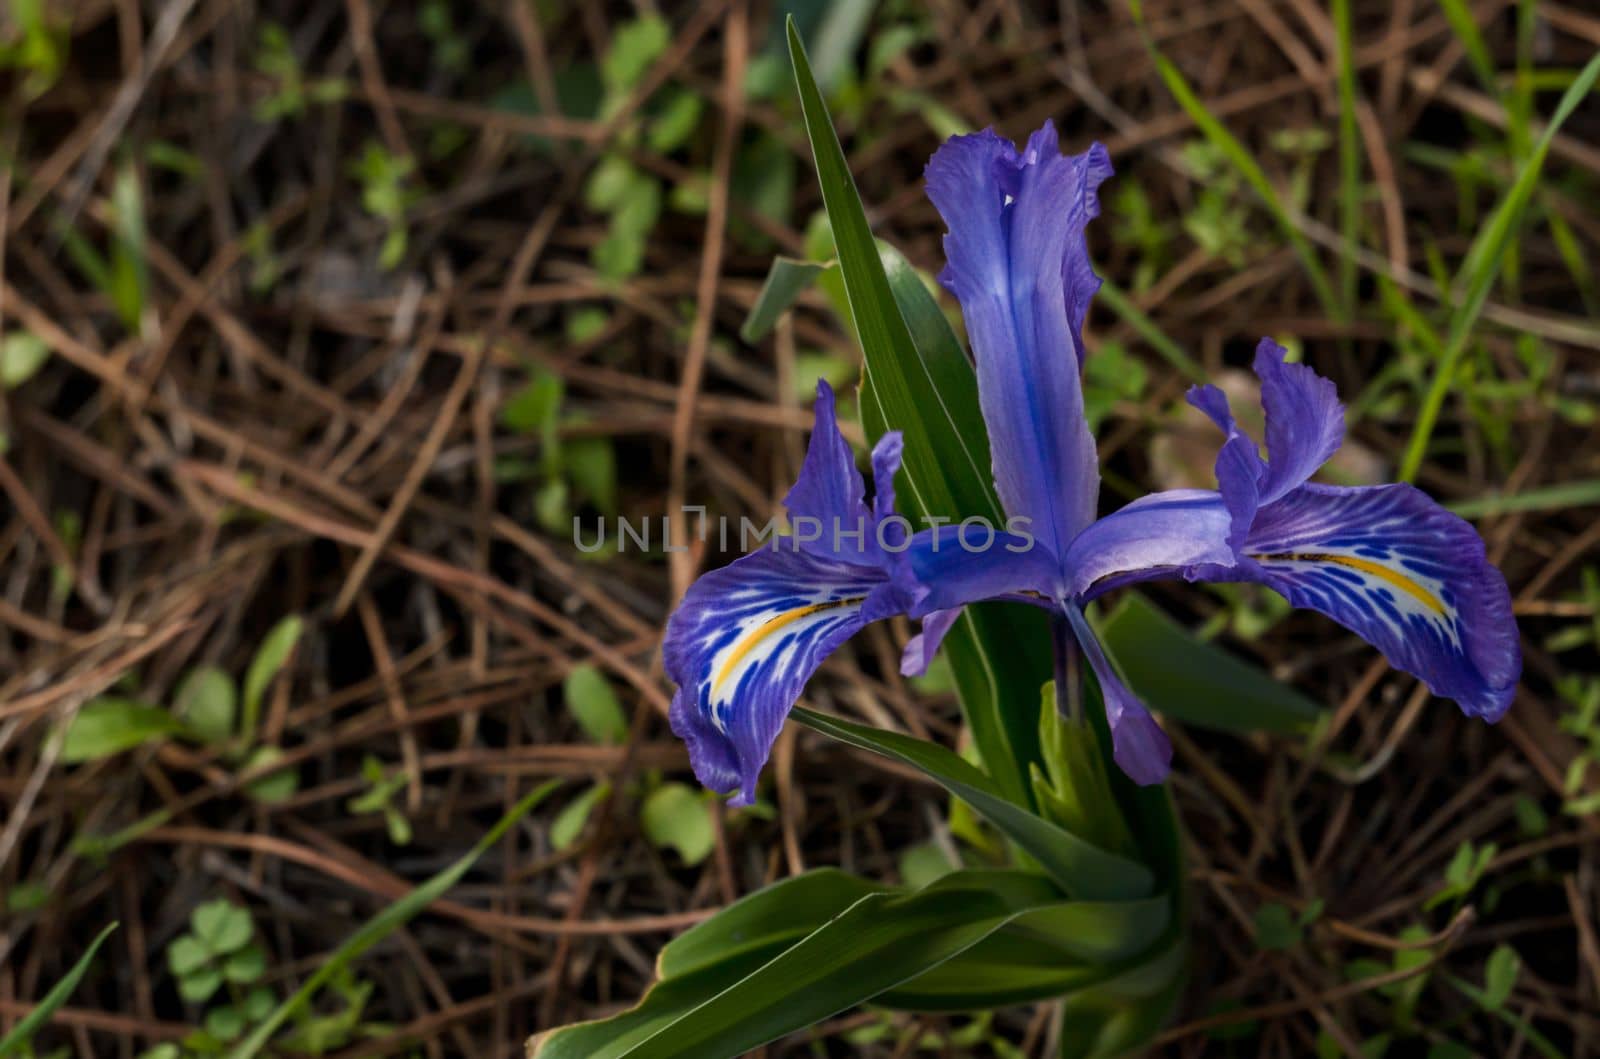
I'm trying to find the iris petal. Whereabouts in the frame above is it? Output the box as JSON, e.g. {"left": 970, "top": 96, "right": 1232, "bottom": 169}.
{"left": 901, "top": 608, "right": 962, "bottom": 677}
{"left": 1063, "top": 489, "right": 1236, "bottom": 600}
{"left": 925, "top": 123, "right": 1111, "bottom": 561}
{"left": 782, "top": 380, "right": 872, "bottom": 562}
{"left": 1254, "top": 340, "right": 1344, "bottom": 503}
{"left": 1184, "top": 384, "right": 1263, "bottom": 550}
{"left": 664, "top": 546, "right": 902, "bottom": 805}
{"left": 897, "top": 524, "right": 1059, "bottom": 615}
{"left": 1234, "top": 482, "right": 1519, "bottom": 720}
{"left": 1063, "top": 605, "right": 1172, "bottom": 785}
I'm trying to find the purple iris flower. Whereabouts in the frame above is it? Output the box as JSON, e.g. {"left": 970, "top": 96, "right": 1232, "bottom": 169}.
{"left": 663, "top": 382, "right": 922, "bottom": 806}
{"left": 663, "top": 121, "right": 1520, "bottom": 804}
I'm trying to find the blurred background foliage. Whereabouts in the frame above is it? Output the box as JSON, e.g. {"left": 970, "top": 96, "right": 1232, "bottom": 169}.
{"left": 1, "top": 0, "right": 1598, "bottom": 1056}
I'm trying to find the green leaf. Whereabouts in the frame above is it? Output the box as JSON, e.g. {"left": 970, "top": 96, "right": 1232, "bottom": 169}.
{"left": 6, "top": 882, "right": 50, "bottom": 913}
{"left": 1449, "top": 479, "right": 1600, "bottom": 519}
{"left": 1400, "top": 52, "right": 1600, "bottom": 481}
{"left": 0, "top": 923, "right": 117, "bottom": 1058}
{"left": 601, "top": 15, "right": 670, "bottom": 96}
{"left": 655, "top": 869, "right": 887, "bottom": 980}
{"left": 535, "top": 477, "right": 571, "bottom": 533}
{"left": 1482, "top": 944, "right": 1520, "bottom": 1011}
{"left": 242, "top": 986, "right": 274, "bottom": 1022}
{"left": 551, "top": 782, "right": 611, "bottom": 850}
{"left": 564, "top": 663, "right": 628, "bottom": 744}
{"left": 108, "top": 161, "right": 149, "bottom": 336}
{"left": 1252, "top": 903, "right": 1302, "bottom": 951}
{"left": 1096, "top": 594, "right": 1321, "bottom": 734}
{"left": 223, "top": 945, "right": 266, "bottom": 985}
{"left": 739, "top": 257, "right": 828, "bottom": 343}
{"left": 59, "top": 698, "right": 182, "bottom": 763}
{"left": 167, "top": 935, "right": 210, "bottom": 977}
{"left": 1132, "top": 22, "right": 1339, "bottom": 319}
{"left": 566, "top": 437, "right": 618, "bottom": 516}
{"left": 800, "top": 0, "right": 874, "bottom": 92}
{"left": 501, "top": 372, "right": 564, "bottom": 435}
{"left": 227, "top": 780, "right": 561, "bottom": 1059}
{"left": 0, "top": 331, "right": 51, "bottom": 389}
{"left": 241, "top": 615, "right": 302, "bottom": 739}
{"left": 179, "top": 967, "right": 223, "bottom": 1004}
{"left": 1093, "top": 281, "right": 1205, "bottom": 383}
{"left": 898, "top": 841, "right": 955, "bottom": 889}
{"left": 585, "top": 155, "right": 640, "bottom": 213}
{"left": 174, "top": 665, "right": 237, "bottom": 746}
{"left": 192, "top": 900, "right": 254, "bottom": 956}
{"left": 641, "top": 783, "right": 714, "bottom": 865}
{"left": 241, "top": 746, "right": 298, "bottom": 804}
{"left": 791, "top": 707, "right": 1152, "bottom": 901}
{"left": 648, "top": 90, "right": 703, "bottom": 153}
{"left": 205, "top": 1006, "right": 246, "bottom": 1042}
{"left": 532, "top": 871, "right": 1066, "bottom": 1059}
{"left": 787, "top": 20, "right": 1049, "bottom": 805}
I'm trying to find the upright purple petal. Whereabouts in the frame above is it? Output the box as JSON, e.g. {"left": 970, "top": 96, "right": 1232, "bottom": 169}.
{"left": 1254, "top": 340, "right": 1344, "bottom": 503}
{"left": 1231, "top": 483, "right": 1520, "bottom": 720}
{"left": 1184, "top": 384, "right": 1263, "bottom": 551}
{"left": 664, "top": 546, "right": 903, "bottom": 805}
{"left": 870, "top": 431, "right": 904, "bottom": 525}
{"left": 925, "top": 124, "right": 1112, "bottom": 563}
{"left": 782, "top": 381, "right": 870, "bottom": 560}
{"left": 1063, "top": 605, "right": 1172, "bottom": 785}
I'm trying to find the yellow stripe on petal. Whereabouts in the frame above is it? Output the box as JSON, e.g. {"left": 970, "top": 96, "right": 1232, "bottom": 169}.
{"left": 712, "top": 597, "right": 865, "bottom": 694}
{"left": 1255, "top": 552, "right": 1445, "bottom": 616}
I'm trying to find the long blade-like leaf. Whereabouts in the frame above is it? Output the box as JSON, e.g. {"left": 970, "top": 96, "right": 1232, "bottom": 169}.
{"left": 1399, "top": 52, "right": 1600, "bottom": 481}
{"left": 739, "top": 257, "right": 829, "bottom": 343}
{"left": 786, "top": 17, "right": 1052, "bottom": 803}
{"left": 1097, "top": 595, "right": 1320, "bottom": 735}
{"left": 792, "top": 706, "right": 1153, "bottom": 900}
{"left": 229, "top": 781, "right": 560, "bottom": 1059}
{"left": 538, "top": 872, "right": 1068, "bottom": 1059}
{"left": 0, "top": 923, "right": 118, "bottom": 1057}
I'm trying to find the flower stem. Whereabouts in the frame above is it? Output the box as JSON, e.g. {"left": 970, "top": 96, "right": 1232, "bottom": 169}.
{"left": 1052, "top": 613, "right": 1083, "bottom": 725}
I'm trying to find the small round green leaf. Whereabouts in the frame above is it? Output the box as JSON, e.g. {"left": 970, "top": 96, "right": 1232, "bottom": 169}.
{"left": 174, "top": 665, "right": 237, "bottom": 746}
{"left": 166, "top": 935, "right": 209, "bottom": 977}
{"left": 564, "top": 664, "right": 627, "bottom": 744}
{"left": 641, "top": 783, "right": 714, "bottom": 866}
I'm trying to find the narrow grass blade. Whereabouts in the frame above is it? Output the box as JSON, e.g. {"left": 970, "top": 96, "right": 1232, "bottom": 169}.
{"left": 1332, "top": 0, "right": 1362, "bottom": 317}
{"left": 1447, "top": 479, "right": 1600, "bottom": 519}
{"left": 1095, "top": 279, "right": 1204, "bottom": 383}
{"left": 1436, "top": 0, "right": 1503, "bottom": 98}
{"left": 228, "top": 780, "right": 560, "bottom": 1059}
{"left": 1131, "top": 13, "right": 1340, "bottom": 319}
{"left": 0, "top": 923, "right": 118, "bottom": 1057}
{"left": 739, "top": 257, "right": 829, "bottom": 343}
{"left": 1399, "top": 52, "right": 1600, "bottom": 482}
{"left": 792, "top": 706, "right": 1153, "bottom": 900}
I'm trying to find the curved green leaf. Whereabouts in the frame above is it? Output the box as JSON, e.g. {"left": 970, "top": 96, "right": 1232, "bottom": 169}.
{"left": 1097, "top": 595, "right": 1320, "bottom": 735}
{"left": 537, "top": 872, "right": 1066, "bottom": 1059}
{"left": 0, "top": 923, "right": 118, "bottom": 1057}
{"left": 228, "top": 780, "right": 560, "bottom": 1059}
{"left": 658, "top": 869, "right": 885, "bottom": 979}
{"left": 792, "top": 707, "right": 1152, "bottom": 900}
